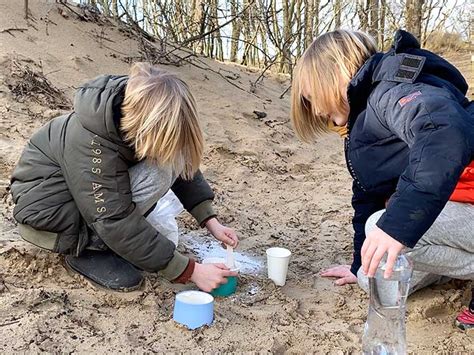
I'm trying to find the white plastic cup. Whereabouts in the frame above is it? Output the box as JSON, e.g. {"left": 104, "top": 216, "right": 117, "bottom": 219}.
{"left": 266, "top": 247, "right": 291, "bottom": 286}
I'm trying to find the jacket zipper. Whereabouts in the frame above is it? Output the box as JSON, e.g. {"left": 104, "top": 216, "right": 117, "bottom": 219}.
{"left": 344, "top": 93, "right": 366, "bottom": 192}
{"left": 344, "top": 136, "right": 365, "bottom": 191}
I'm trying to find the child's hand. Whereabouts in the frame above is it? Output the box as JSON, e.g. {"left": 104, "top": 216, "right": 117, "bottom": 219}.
{"left": 205, "top": 217, "right": 239, "bottom": 248}
{"left": 361, "top": 226, "right": 404, "bottom": 278}
{"left": 320, "top": 265, "right": 357, "bottom": 285}
{"left": 190, "top": 262, "right": 238, "bottom": 292}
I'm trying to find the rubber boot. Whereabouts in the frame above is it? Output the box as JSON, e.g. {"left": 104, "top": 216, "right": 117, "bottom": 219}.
{"left": 65, "top": 250, "right": 143, "bottom": 292}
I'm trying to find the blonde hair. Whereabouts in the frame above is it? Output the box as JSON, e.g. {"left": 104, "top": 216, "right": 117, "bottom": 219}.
{"left": 121, "top": 62, "right": 203, "bottom": 180}
{"left": 291, "top": 29, "right": 377, "bottom": 141}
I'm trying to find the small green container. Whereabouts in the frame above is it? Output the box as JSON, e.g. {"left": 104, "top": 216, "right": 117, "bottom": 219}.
{"left": 210, "top": 275, "right": 238, "bottom": 297}
{"left": 202, "top": 257, "right": 240, "bottom": 297}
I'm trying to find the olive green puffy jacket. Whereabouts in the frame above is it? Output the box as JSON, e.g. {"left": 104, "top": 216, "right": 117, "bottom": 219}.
{"left": 10, "top": 75, "right": 216, "bottom": 280}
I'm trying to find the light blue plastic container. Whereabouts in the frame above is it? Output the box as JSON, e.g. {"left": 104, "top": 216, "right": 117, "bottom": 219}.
{"left": 173, "top": 291, "right": 214, "bottom": 330}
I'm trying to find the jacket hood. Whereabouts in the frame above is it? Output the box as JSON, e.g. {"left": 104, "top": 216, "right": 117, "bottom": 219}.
{"left": 347, "top": 30, "right": 469, "bottom": 128}
{"left": 74, "top": 75, "right": 128, "bottom": 144}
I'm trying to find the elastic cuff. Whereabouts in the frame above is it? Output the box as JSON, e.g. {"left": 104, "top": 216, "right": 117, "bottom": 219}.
{"left": 160, "top": 251, "right": 190, "bottom": 281}
{"left": 200, "top": 215, "right": 218, "bottom": 228}
{"left": 173, "top": 258, "right": 196, "bottom": 284}
{"left": 350, "top": 262, "right": 360, "bottom": 276}
{"left": 376, "top": 217, "right": 416, "bottom": 248}
{"left": 189, "top": 200, "right": 217, "bottom": 226}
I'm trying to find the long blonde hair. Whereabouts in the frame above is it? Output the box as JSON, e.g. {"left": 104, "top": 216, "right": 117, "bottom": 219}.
{"left": 121, "top": 62, "right": 203, "bottom": 180}
{"left": 291, "top": 30, "right": 377, "bottom": 141}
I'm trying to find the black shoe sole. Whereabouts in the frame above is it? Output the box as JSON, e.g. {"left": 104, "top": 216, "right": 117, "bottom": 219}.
{"left": 63, "top": 257, "right": 144, "bottom": 293}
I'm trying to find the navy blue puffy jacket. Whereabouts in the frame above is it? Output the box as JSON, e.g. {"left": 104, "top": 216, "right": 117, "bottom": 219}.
{"left": 346, "top": 30, "right": 474, "bottom": 275}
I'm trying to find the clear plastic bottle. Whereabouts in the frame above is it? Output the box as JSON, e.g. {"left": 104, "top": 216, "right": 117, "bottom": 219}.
{"left": 362, "top": 254, "right": 413, "bottom": 355}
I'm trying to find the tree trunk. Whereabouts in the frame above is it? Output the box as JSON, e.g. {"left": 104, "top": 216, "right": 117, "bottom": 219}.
{"left": 241, "top": 0, "right": 254, "bottom": 66}
{"left": 258, "top": 22, "right": 269, "bottom": 64}
{"left": 249, "top": 5, "right": 258, "bottom": 66}
{"left": 255, "top": 1, "right": 269, "bottom": 65}
{"left": 192, "top": 1, "right": 205, "bottom": 54}
{"left": 281, "top": 0, "right": 289, "bottom": 72}
{"left": 379, "top": 0, "right": 386, "bottom": 49}
{"left": 210, "top": 0, "right": 224, "bottom": 61}
{"left": 111, "top": 0, "right": 118, "bottom": 19}
{"left": 100, "top": 0, "right": 110, "bottom": 17}
{"left": 141, "top": 0, "right": 148, "bottom": 33}
{"left": 304, "top": 0, "right": 314, "bottom": 48}
{"left": 230, "top": 0, "right": 241, "bottom": 62}
{"left": 369, "top": 0, "right": 379, "bottom": 42}
{"left": 405, "top": 0, "right": 424, "bottom": 40}
{"left": 334, "top": 0, "right": 341, "bottom": 29}
{"left": 174, "top": 0, "right": 186, "bottom": 43}
{"left": 281, "top": 0, "right": 296, "bottom": 73}
{"left": 357, "top": 0, "right": 369, "bottom": 31}
{"left": 314, "top": 0, "right": 320, "bottom": 37}
{"left": 242, "top": 0, "right": 259, "bottom": 66}
{"left": 148, "top": 1, "right": 161, "bottom": 38}
{"left": 296, "top": 0, "right": 303, "bottom": 57}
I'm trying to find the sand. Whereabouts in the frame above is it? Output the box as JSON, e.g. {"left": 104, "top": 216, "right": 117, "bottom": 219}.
{"left": 0, "top": 1, "right": 472, "bottom": 352}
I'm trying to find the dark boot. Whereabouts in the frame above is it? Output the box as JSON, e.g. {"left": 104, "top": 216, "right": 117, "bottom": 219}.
{"left": 65, "top": 250, "right": 143, "bottom": 292}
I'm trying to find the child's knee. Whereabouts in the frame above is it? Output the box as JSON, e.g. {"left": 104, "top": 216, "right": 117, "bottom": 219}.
{"left": 364, "top": 209, "right": 386, "bottom": 235}
{"left": 18, "top": 224, "right": 58, "bottom": 251}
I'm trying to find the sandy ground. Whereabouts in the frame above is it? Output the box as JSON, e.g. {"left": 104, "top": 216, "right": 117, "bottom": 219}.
{"left": 0, "top": 1, "right": 472, "bottom": 352}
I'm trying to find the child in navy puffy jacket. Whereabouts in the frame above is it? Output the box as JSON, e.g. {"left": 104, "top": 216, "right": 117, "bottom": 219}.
{"left": 291, "top": 29, "right": 474, "bottom": 330}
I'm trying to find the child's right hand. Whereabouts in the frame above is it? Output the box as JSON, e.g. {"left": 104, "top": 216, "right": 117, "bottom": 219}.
{"left": 190, "top": 262, "right": 238, "bottom": 292}
{"left": 320, "top": 265, "right": 357, "bottom": 285}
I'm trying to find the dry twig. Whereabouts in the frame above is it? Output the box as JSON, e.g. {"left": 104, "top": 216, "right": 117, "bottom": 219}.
{"left": 279, "top": 85, "right": 291, "bottom": 99}
{"left": 0, "top": 28, "right": 28, "bottom": 36}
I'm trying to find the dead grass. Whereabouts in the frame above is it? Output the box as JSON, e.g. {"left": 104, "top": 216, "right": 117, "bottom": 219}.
{"left": 424, "top": 31, "right": 470, "bottom": 54}
{"left": 5, "top": 57, "right": 71, "bottom": 110}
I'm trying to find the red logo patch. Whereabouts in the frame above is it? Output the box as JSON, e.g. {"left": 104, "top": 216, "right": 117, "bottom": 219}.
{"left": 398, "top": 91, "right": 422, "bottom": 107}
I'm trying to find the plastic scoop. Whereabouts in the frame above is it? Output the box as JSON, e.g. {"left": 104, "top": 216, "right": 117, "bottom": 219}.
{"left": 226, "top": 245, "right": 235, "bottom": 269}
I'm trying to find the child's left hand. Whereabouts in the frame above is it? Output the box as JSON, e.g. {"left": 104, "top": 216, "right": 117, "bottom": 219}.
{"left": 205, "top": 217, "right": 239, "bottom": 248}
{"left": 361, "top": 226, "right": 404, "bottom": 279}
